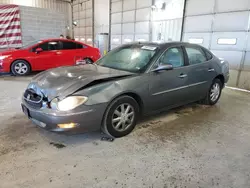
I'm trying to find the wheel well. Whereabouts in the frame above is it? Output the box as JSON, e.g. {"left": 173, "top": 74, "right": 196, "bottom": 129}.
{"left": 84, "top": 57, "right": 94, "bottom": 62}
{"left": 11, "top": 59, "right": 31, "bottom": 71}
{"left": 121, "top": 92, "right": 144, "bottom": 114}
{"left": 215, "top": 74, "right": 225, "bottom": 85}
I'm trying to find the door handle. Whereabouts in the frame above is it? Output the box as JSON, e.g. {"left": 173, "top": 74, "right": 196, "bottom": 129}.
{"left": 179, "top": 74, "right": 187, "bottom": 79}
{"left": 55, "top": 51, "right": 62, "bottom": 55}
{"left": 208, "top": 68, "right": 215, "bottom": 72}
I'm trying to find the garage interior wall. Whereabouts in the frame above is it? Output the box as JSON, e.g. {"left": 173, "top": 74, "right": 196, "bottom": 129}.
{"left": 20, "top": 6, "right": 67, "bottom": 45}
{"left": 182, "top": 0, "right": 250, "bottom": 90}
{"left": 151, "top": 0, "right": 184, "bottom": 43}
{"left": 73, "top": 0, "right": 94, "bottom": 46}
{"left": 0, "top": 0, "right": 71, "bottom": 45}
{"left": 110, "top": 0, "right": 153, "bottom": 49}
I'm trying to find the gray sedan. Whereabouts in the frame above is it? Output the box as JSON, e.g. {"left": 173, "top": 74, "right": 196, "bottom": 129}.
{"left": 21, "top": 42, "right": 229, "bottom": 138}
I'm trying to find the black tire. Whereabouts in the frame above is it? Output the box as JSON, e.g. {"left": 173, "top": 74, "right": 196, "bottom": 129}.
{"left": 202, "top": 78, "right": 222, "bottom": 105}
{"left": 102, "top": 96, "right": 140, "bottom": 138}
{"left": 11, "top": 60, "right": 31, "bottom": 76}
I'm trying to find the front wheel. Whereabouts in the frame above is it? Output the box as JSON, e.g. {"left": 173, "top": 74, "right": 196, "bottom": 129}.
{"left": 102, "top": 96, "right": 140, "bottom": 138}
{"left": 11, "top": 60, "right": 31, "bottom": 76}
{"left": 202, "top": 78, "right": 222, "bottom": 105}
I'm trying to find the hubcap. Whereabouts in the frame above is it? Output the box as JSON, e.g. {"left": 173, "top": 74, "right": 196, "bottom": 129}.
{"left": 14, "top": 62, "right": 28, "bottom": 75}
{"left": 112, "top": 103, "right": 135, "bottom": 132}
{"left": 210, "top": 83, "right": 220, "bottom": 102}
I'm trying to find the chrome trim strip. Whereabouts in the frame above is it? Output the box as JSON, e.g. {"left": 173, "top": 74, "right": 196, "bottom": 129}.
{"left": 189, "top": 81, "right": 207, "bottom": 87}
{"left": 152, "top": 81, "right": 207, "bottom": 96}
{"left": 152, "top": 85, "right": 189, "bottom": 96}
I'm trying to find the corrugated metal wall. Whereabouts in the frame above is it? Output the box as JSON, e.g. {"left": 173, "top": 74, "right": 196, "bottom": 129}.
{"left": 151, "top": 0, "right": 184, "bottom": 42}
{"left": 0, "top": 0, "right": 69, "bottom": 13}
{"left": 182, "top": 0, "right": 250, "bottom": 90}
{"left": 73, "top": 0, "right": 94, "bottom": 46}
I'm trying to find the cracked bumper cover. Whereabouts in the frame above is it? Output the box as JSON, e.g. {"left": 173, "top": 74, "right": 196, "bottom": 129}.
{"left": 21, "top": 98, "right": 107, "bottom": 132}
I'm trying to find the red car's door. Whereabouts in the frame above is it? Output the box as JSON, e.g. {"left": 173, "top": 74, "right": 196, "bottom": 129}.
{"left": 30, "top": 41, "right": 63, "bottom": 70}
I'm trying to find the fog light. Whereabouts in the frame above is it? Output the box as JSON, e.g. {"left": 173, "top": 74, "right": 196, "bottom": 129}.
{"left": 57, "top": 123, "right": 78, "bottom": 129}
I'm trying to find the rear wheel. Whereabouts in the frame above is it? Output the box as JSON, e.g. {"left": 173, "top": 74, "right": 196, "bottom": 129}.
{"left": 102, "top": 96, "right": 139, "bottom": 138}
{"left": 84, "top": 58, "right": 93, "bottom": 64}
{"left": 11, "top": 60, "right": 31, "bottom": 76}
{"left": 202, "top": 78, "right": 222, "bottom": 105}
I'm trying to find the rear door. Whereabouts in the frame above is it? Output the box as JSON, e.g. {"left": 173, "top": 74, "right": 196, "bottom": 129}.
{"left": 59, "top": 41, "right": 85, "bottom": 66}
{"left": 183, "top": 45, "right": 217, "bottom": 102}
{"left": 148, "top": 46, "right": 191, "bottom": 110}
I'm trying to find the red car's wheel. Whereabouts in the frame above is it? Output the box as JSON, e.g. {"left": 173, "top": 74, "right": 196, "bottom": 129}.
{"left": 11, "top": 60, "right": 31, "bottom": 76}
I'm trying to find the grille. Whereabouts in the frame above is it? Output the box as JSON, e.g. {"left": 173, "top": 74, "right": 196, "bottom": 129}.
{"left": 23, "top": 89, "right": 43, "bottom": 108}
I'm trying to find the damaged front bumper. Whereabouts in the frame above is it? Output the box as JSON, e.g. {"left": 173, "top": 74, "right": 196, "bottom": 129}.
{"left": 21, "top": 98, "right": 107, "bottom": 133}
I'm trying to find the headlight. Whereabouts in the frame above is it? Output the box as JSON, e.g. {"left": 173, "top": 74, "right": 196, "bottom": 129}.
{"left": 51, "top": 96, "right": 88, "bottom": 111}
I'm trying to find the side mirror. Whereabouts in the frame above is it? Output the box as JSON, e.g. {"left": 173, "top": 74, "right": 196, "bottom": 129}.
{"left": 153, "top": 64, "right": 173, "bottom": 72}
{"left": 35, "top": 48, "right": 43, "bottom": 53}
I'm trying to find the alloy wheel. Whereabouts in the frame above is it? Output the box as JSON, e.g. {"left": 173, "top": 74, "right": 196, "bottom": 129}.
{"left": 210, "top": 83, "right": 221, "bottom": 102}
{"left": 112, "top": 103, "right": 135, "bottom": 132}
{"left": 14, "top": 62, "right": 28, "bottom": 75}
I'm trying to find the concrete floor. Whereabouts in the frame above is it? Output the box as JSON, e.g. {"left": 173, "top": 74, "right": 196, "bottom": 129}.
{"left": 0, "top": 76, "right": 250, "bottom": 188}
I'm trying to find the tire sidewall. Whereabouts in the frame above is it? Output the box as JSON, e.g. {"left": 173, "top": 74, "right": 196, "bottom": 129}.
{"left": 11, "top": 60, "right": 30, "bottom": 76}
{"left": 103, "top": 96, "right": 139, "bottom": 138}
{"left": 208, "top": 79, "right": 222, "bottom": 105}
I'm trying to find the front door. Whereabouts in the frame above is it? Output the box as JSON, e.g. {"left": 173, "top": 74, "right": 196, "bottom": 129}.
{"left": 31, "top": 41, "right": 63, "bottom": 70}
{"left": 149, "top": 47, "right": 190, "bottom": 110}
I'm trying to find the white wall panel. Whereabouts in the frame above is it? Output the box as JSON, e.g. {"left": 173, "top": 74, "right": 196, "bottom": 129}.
{"left": 85, "top": 0, "right": 92, "bottom": 9}
{"left": 111, "top": 13, "right": 122, "bottom": 24}
{"left": 213, "top": 12, "right": 249, "bottom": 31}
{"left": 73, "top": 5, "right": 79, "bottom": 12}
{"left": 79, "top": 19, "right": 86, "bottom": 27}
{"left": 86, "top": 9, "right": 92, "bottom": 18}
{"left": 135, "top": 22, "right": 150, "bottom": 33}
{"left": 111, "top": 1, "right": 122, "bottom": 13}
{"left": 86, "top": 27, "right": 92, "bottom": 35}
{"left": 246, "top": 32, "right": 250, "bottom": 51}
{"left": 185, "top": 0, "right": 214, "bottom": 16}
{"left": 216, "top": 0, "right": 250, "bottom": 12}
{"left": 136, "top": 8, "right": 150, "bottom": 21}
{"left": 137, "top": 0, "right": 152, "bottom": 8}
{"left": 111, "top": 24, "right": 122, "bottom": 34}
{"left": 123, "top": 10, "right": 135, "bottom": 22}
{"left": 86, "top": 18, "right": 92, "bottom": 26}
{"left": 135, "top": 34, "right": 149, "bottom": 41}
{"left": 243, "top": 52, "right": 250, "bottom": 70}
{"left": 184, "top": 15, "right": 213, "bottom": 32}
{"left": 122, "top": 35, "right": 134, "bottom": 43}
{"left": 123, "top": 0, "right": 136, "bottom": 11}
{"left": 211, "top": 32, "right": 247, "bottom": 51}
{"left": 111, "top": 35, "right": 122, "bottom": 44}
{"left": 211, "top": 50, "right": 243, "bottom": 70}
{"left": 79, "top": 2, "right": 86, "bottom": 10}
{"left": 122, "top": 23, "right": 135, "bottom": 34}
{"left": 183, "top": 33, "right": 211, "bottom": 48}
{"left": 79, "top": 11, "right": 85, "bottom": 18}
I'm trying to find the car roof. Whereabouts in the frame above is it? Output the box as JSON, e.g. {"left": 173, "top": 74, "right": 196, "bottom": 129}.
{"left": 120, "top": 41, "right": 200, "bottom": 49}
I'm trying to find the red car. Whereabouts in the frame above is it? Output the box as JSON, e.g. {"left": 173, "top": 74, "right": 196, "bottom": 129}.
{"left": 0, "top": 38, "right": 101, "bottom": 75}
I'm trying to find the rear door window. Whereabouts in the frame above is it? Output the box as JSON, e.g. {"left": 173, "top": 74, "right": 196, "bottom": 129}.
{"left": 185, "top": 47, "right": 207, "bottom": 65}
{"left": 61, "top": 41, "right": 77, "bottom": 50}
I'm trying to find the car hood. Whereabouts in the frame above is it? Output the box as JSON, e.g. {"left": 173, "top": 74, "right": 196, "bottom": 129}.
{"left": 29, "top": 64, "right": 134, "bottom": 101}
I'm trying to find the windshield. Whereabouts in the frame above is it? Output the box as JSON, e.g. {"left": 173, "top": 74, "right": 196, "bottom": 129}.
{"left": 20, "top": 40, "right": 42, "bottom": 49}
{"left": 96, "top": 45, "right": 157, "bottom": 73}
